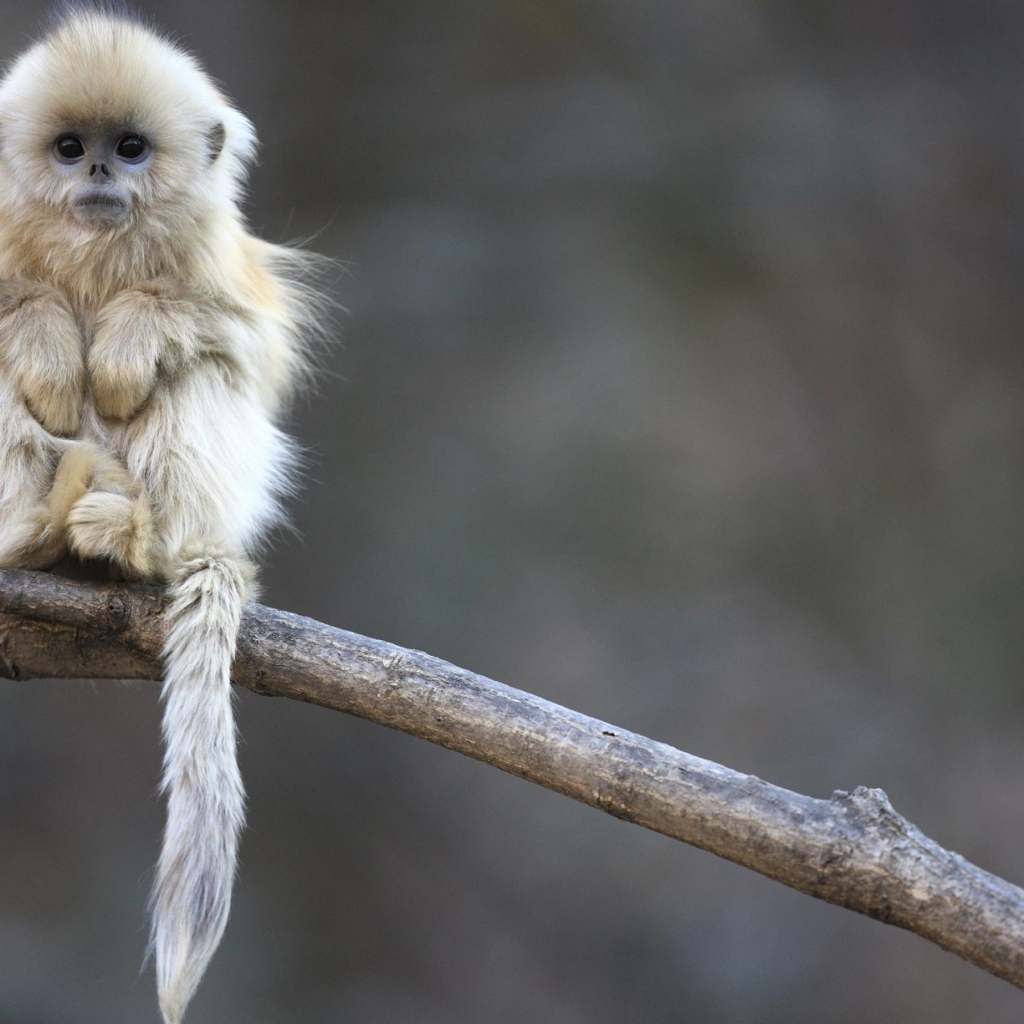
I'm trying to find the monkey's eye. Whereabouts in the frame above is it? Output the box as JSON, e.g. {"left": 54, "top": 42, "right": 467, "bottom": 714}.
{"left": 114, "top": 135, "right": 149, "bottom": 162}
{"left": 54, "top": 135, "right": 85, "bottom": 162}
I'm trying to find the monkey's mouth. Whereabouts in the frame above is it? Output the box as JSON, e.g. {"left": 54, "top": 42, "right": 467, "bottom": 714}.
{"left": 73, "top": 190, "right": 131, "bottom": 225}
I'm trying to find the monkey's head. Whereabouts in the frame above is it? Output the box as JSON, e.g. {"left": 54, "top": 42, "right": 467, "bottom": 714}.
{"left": 0, "top": 7, "right": 256, "bottom": 240}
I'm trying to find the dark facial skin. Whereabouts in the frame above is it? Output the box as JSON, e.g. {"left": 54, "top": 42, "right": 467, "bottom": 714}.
{"left": 51, "top": 127, "right": 152, "bottom": 226}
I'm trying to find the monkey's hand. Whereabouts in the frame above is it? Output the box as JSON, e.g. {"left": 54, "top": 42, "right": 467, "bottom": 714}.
{"left": 90, "top": 284, "right": 207, "bottom": 421}
{"left": 0, "top": 282, "right": 84, "bottom": 436}
{"left": 90, "top": 290, "right": 163, "bottom": 420}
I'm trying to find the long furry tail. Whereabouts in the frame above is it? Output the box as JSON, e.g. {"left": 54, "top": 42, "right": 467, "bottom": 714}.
{"left": 152, "top": 553, "right": 253, "bottom": 1024}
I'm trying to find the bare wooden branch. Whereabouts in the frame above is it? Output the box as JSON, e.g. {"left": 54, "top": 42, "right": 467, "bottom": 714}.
{"left": 1, "top": 567, "right": 1022, "bottom": 990}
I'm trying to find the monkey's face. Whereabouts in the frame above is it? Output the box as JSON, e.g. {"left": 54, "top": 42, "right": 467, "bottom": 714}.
{"left": 1, "top": 109, "right": 196, "bottom": 237}
{"left": 0, "top": 12, "right": 256, "bottom": 244}
{"left": 50, "top": 126, "right": 152, "bottom": 227}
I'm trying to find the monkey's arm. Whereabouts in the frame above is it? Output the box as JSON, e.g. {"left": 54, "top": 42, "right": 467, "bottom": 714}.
{"left": 0, "top": 280, "right": 84, "bottom": 436}
{"left": 89, "top": 282, "right": 247, "bottom": 422}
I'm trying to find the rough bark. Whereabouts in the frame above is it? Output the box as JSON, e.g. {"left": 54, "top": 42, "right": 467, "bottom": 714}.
{"left": 1, "top": 568, "right": 1022, "bottom": 989}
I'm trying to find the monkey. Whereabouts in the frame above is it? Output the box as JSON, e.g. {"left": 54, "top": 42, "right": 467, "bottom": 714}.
{"left": 0, "top": 7, "right": 324, "bottom": 1021}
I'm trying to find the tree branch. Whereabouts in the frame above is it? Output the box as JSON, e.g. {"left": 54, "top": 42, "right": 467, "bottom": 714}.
{"left": 0, "top": 567, "right": 1022, "bottom": 989}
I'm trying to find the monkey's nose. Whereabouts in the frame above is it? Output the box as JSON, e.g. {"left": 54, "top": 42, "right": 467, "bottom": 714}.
{"left": 88, "top": 163, "right": 111, "bottom": 178}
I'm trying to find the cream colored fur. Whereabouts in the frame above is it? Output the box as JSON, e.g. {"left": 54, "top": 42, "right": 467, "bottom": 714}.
{"left": 0, "top": 8, "right": 319, "bottom": 1021}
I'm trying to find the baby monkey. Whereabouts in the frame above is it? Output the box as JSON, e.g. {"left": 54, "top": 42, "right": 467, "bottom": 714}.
{"left": 0, "top": 7, "right": 321, "bottom": 1021}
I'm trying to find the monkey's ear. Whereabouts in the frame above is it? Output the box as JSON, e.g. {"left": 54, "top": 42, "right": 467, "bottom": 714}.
{"left": 206, "top": 122, "right": 226, "bottom": 164}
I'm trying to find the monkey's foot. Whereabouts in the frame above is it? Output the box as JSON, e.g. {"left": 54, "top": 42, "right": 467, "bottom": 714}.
{"left": 21, "top": 509, "right": 69, "bottom": 571}
{"left": 0, "top": 506, "right": 67, "bottom": 571}
{"left": 67, "top": 490, "right": 154, "bottom": 577}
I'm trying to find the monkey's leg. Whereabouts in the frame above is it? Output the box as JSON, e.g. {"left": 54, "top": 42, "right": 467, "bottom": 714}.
{"left": 0, "top": 375, "right": 68, "bottom": 570}
{"left": 26, "top": 443, "right": 98, "bottom": 569}
{"left": 58, "top": 426, "right": 157, "bottom": 578}
{"left": 1, "top": 434, "right": 149, "bottom": 572}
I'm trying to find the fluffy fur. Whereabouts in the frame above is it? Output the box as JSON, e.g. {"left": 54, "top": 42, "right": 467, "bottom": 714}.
{"left": 0, "top": 8, "right": 319, "bottom": 1021}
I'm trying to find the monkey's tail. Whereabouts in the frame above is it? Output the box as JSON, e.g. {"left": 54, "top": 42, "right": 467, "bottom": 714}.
{"left": 151, "top": 553, "right": 253, "bottom": 1024}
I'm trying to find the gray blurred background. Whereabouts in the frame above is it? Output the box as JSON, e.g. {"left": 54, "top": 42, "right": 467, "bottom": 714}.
{"left": 2, "top": 0, "right": 1024, "bottom": 1020}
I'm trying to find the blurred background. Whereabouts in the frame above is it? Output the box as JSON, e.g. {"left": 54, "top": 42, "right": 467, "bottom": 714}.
{"left": 2, "top": 0, "right": 1024, "bottom": 1020}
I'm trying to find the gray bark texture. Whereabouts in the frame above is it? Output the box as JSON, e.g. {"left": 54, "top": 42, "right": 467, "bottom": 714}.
{"left": 0, "top": 567, "right": 1022, "bottom": 989}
